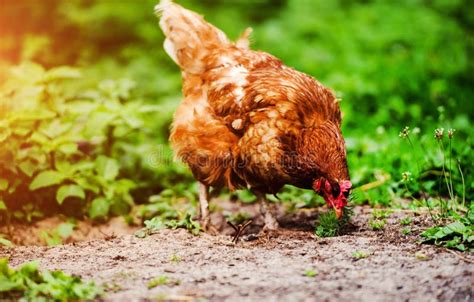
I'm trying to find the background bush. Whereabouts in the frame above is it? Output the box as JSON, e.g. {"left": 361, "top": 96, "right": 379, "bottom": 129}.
{"left": 0, "top": 0, "right": 472, "bottom": 222}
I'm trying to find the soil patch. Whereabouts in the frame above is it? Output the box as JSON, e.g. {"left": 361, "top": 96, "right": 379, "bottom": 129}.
{"left": 0, "top": 216, "right": 138, "bottom": 246}
{"left": 1, "top": 207, "right": 473, "bottom": 301}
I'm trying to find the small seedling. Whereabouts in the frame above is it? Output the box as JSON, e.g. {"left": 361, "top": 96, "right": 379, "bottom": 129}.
{"left": 369, "top": 219, "right": 386, "bottom": 230}
{"left": 136, "top": 213, "right": 201, "bottom": 238}
{"left": 401, "top": 228, "right": 411, "bottom": 235}
{"left": 102, "top": 282, "right": 123, "bottom": 293}
{"left": 163, "top": 213, "right": 201, "bottom": 235}
{"left": 352, "top": 250, "right": 369, "bottom": 260}
{"left": 315, "top": 206, "right": 353, "bottom": 237}
{"left": 399, "top": 217, "right": 412, "bottom": 226}
{"left": 304, "top": 269, "right": 317, "bottom": 277}
{"left": 170, "top": 253, "right": 182, "bottom": 264}
{"left": 372, "top": 209, "right": 392, "bottom": 219}
{"left": 147, "top": 276, "right": 180, "bottom": 289}
{"left": 147, "top": 276, "right": 169, "bottom": 289}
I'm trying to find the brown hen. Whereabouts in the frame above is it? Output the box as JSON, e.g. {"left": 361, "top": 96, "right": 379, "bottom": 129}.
{"left": 156, "top": 0, "right": 351, "bottom": 231}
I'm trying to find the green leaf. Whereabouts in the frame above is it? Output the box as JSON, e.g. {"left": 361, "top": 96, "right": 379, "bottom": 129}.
{"left": 84, "top": 111, "right": 116, "bottom": 137}
{"left": 0, "top": 200, "right": 6, "bottom": 211}
{"left": 0, "top": 276, "right": 22, "bottom": 291}
{"left": 89, "top": 197, "right": 110, "bottom": 220}
{"left": 58, "top": 143, "right": 78, "bottom": 155}
{"left": 0, "top": 124, "right": 12, "bottom": 143}
{"left": 0, "top": 236, "right": 13, "bottom": 248}
{"left": 40, "top": 231, "right": 62, "bottom": 246}
{"left": 73, "top": 177, "right": 100, "bottom": 194}
{"left": 0, "top": 257, "right": 101, "bottom": 299}
{"left": 134, "top": 229, "right": 148, "bottom": 238}
{"left": 95, "top": 156, "right": 119, "bottom": 181}
{"left": 11, "top": 126, "right": 30, "bottom": 137}
{"left": 29, "top": 170, "right": 64, "bottom": 190}
{"left": 0, "top": 179, "right": 8, "bottom": 191}
{"left": 144, "top": 217, "right": 167, "bottom": 231}
{"left": 10, "top": 109, "right": 56, "bottom": 122}
{"left": 56, "top": 185, "right": 85, "bottom": 205}
{"left": 446, "top": 221, "right": 466, "bottom": 234}
{"left": 43, "top": 66, "right": 81, "bottom": 81}
{"left": 19, "top": 160, "right": 37, "bottom": 177}
{"left": 56, "top": 222, "right": 75, "bottom": 239}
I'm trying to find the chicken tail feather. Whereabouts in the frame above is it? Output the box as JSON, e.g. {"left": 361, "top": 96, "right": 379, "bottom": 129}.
{"left": 155, "top": 0, "right": 230, "bottom": 74}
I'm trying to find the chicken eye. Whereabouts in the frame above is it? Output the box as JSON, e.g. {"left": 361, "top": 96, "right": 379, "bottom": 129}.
{"left": 331, "top": 185, "right": 340, "bottom": 198}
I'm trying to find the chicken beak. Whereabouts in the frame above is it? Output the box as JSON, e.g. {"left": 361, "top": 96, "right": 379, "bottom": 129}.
{"left": 334, "top": 207, "right": 343, "bottom": 219}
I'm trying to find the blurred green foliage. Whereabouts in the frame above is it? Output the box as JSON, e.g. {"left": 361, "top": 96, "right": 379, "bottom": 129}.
{"left": 0, "top": 0, "right": 472, "bottom": 223}
{"left": 0, "top": 258, "right": 102, "bottom": 300}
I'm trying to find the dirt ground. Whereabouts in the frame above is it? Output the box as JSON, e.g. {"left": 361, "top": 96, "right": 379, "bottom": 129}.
{"left": 1, "top": 206, "right": 473, "bottom": 302}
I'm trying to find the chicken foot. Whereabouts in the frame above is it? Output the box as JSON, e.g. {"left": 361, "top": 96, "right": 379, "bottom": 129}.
{"left": 256, "top": 192, "right": 280, "bottom": 231}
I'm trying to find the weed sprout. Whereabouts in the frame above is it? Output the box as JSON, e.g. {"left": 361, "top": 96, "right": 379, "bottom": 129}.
{"left": 399, "top": 126, "right": 434, "bottom": 220}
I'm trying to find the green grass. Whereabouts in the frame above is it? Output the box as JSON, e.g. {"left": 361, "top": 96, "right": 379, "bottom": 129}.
{"left": 399, "top": 217, "right": 412, "bottom": 226}
{"left": 315, "top": 207, "right": 353, "bottom": 237}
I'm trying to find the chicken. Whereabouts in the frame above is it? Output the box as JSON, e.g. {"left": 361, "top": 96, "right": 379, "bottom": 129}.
{"left": 155, "top": 0, "right": 351, "bottom": 231}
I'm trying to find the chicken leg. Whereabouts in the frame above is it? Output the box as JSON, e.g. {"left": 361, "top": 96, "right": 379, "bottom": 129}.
{"left": 198, "top": 183, "right": 217, "bottom": 233}
{"left": 198, "top": 183, "right": 210, "bottom": 229}
{"left": 256, "top": 192, "right": 280, "bottom": 231}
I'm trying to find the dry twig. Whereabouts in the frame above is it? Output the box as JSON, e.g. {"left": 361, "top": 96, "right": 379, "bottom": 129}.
{"left": 445, "top": 248, "right": 474, "bottom": 264}
{"left": 227, "top": 220, "right": 253, "bottom": 243}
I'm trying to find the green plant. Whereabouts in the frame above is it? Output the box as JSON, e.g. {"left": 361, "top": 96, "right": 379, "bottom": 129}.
{"left": 303, "top": 269, "right": 317, "bottom": 277}
{"left": 135, "top": 212, "right": 201, "bottom": 238}
{"left": 421, "top": 209, "right": 473, "bottom": 252}
{"left": 401, "top": 228, "right": 411, "bottom": 235}
{"left": 399, "top": 125, "right": 472, "bottom": 251}
{"left": 372, "top": 209, "right": 392, "bottom": 219}
{"left": 0, "top": 235, "right": 13, "bottom": 247}
{"left": 164, "top": 213, "right": 201, "bottom": 236}
{"left": 351, "top": 251, "right": 369, "bottom": 260}
{"left": 0, "top": 258, "right": 101, "bottom": 301}
{"left": 369, "top": 219, "right": 386, "bottom": 231}
{"left": 40, "top": 222, "right": 75, "bottom": 246}
{"left": 399, "top": 217, "right": 412, "bottom": 226}
{"left": 147, "top": 276, "right": 180, "bottom": 289}
{"left": 169, "top": 254, "right": 181, "bottom": 264}
{"left": 315, "top": 207, "right": 353, "bottom": 237}
{"left": 147, "top": 276, "right": 168, "bottom": 289}
{"left": 0, "top": 63, "right": 140, "bottom": 222}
